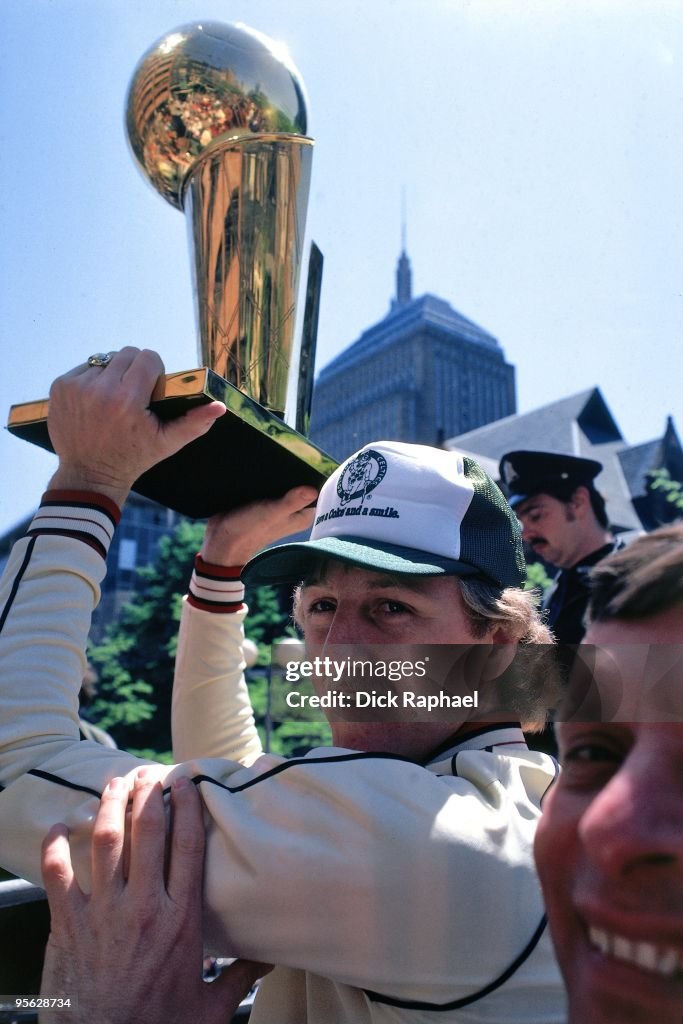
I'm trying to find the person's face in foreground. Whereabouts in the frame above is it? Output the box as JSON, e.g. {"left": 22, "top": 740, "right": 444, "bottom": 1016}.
{"left": 297, "top": 562, "right": 508, "bottom": 756}
{"left": 534, "top": 605, "right": 683, "bottom": 1024}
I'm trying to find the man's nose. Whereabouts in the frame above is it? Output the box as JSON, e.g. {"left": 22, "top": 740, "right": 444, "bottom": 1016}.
{"left": 520, "top": 521, "right": 536, "bottom": 542}
{"left": 323, "top": 608, "right": 365, "bottom": 646}
{"left": 578, "top": 758, "right": 683, "bottom": 882}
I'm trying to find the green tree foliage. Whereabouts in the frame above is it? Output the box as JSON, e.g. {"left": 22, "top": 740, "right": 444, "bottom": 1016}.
{"left": 89, "top": 521, "right": 206, "bottom": 755}
{"left": 87, "top": 520, "right": 316, "bottom": 758}
{"left": 648, "top": 468, "right": 683, "bottom": 519}
{"left": 270, "top": 718, "right": 332, "bottom": 758}
{"left": 523, "top": 559, "right": 553, "bottom": 596}
{"left": 246, "top": 583, "right": 298, "bottom": 658}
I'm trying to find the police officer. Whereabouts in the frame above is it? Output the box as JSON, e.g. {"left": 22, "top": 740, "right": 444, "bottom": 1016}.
{"left": 499, "top": 450, "right": 624, "bottom": 643}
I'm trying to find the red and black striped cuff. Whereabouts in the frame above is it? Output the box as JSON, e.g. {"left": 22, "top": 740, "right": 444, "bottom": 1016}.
{"left": 187, "top": 554, "right": 245, "bottom": 613}
{"left": 27, "top": 491, "right": 121, "bottom": 559}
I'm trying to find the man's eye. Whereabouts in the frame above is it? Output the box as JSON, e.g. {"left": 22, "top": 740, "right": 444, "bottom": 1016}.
{"left": 305, "top": 599, "right": 335, "bottom": 615}
{"left": 558, "top": 741, "right": 626, "bottom": 788}
{"left": 380, "top": 600, "right": 410, "bottom": 615}
{"left": 563, "top": 744, "right": 622, "bottom": 763}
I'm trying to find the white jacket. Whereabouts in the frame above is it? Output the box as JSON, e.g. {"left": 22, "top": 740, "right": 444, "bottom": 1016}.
{"left": 0, "top": 497, "right": 565, "bottom": 1023}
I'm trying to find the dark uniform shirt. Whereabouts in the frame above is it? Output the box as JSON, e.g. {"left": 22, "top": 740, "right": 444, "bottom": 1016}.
{"left": 542, "top": 538, "right": 625, "bottom": 643}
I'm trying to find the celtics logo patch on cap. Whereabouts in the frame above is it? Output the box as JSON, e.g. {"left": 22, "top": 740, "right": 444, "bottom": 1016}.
{"left": 337, "top": 449, "right": 387, "bottom": 506}
{"left": 242, "top": 440, "right": 526, "bottom": 591}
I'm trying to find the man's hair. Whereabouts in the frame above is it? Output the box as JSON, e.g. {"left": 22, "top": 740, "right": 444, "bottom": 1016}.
{"left": 587, "top": 487, "right": 609, "bottom": 529}
{"left": 458, "top": 577, "right": 552, "bottom": 644}
{"left": 587, "top": 522, "right": 683, "bottom": 622}
{"left": 291, "top": 560, "right": 560, "bottom": 731}
{"left": 546, "top": 482, "right": 608, "bottom": 529}
{"left": 459, "top": 578, "right": 561, "bottom": 732}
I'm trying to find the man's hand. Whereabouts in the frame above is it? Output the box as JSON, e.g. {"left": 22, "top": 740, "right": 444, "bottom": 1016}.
{"left": 39, "top": 771, "right": 269, "bottom": 1024}
{"left": 201, "top": 485, "right": 319, "bottom": 565}
{"left": 47, "top": 348, "right": 225, "bottom": 507}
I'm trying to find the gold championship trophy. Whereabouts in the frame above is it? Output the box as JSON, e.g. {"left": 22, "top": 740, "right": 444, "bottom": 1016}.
{"left": 7, "top": 22, "right": 337, "bottom": 517}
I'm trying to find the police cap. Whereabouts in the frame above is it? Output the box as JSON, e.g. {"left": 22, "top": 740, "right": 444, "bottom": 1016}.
{"left": 499, "top": 450, "right": 603, "bottom": 508}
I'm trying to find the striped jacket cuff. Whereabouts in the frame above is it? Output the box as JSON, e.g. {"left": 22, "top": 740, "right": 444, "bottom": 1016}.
{"left": 27, "top": 491, "right": 120, "bottom": 559}
{"left": 188, "top": 554, "right": 245, "bottom": 613}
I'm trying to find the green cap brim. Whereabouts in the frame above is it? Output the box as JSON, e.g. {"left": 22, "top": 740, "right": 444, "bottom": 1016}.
{"left": 242, "top": 535, "right": 480, "bottom": 586}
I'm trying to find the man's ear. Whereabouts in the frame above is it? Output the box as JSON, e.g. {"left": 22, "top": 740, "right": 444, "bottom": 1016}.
{"left": 569, "top": 484, "right": 591, "bottom": 519}
{"left": 481, "top": 635, "right": 518, "bottom": 681}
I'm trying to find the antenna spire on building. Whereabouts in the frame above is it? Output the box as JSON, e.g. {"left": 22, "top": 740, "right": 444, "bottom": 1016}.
{"left": 394, "top": 189, "right": 412, "bottom": 307}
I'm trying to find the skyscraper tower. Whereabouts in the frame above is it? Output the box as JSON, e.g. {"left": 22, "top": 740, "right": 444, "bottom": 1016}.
{"left": 309, "top": 248, "right": 516, "bottom": 460}
{"left": 392, "top": 203, "right": 412, "bottom": 308}
{"left": 393, "top": 248, "right": 412, "bottom": 308}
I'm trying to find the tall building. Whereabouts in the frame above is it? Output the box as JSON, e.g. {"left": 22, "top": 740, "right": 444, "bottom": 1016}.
{"left": 309, "top": 250, "right": 516, "bottom": 461}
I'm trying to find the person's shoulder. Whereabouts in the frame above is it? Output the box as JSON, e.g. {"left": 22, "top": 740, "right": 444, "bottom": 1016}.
{"left": 452, "top": 744, "right": 558, "bottom": 809}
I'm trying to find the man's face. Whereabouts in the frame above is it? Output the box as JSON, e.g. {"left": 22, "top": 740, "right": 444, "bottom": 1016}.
{"left": 534, "top": 607, "right": 683, "bottom": 1024}
{"left": 295, "top": 562, "right": 503, "bottom": 756}
{"left": 297, "top": 562, "right": 487, "bottom": 647}
{"left": 515, "top": 492, "right": 582, "bottom": 568}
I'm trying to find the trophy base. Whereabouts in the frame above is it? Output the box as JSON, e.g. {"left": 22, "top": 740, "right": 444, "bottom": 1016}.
{"left": 7, "top": 369, "right": 338, "bottom": 519}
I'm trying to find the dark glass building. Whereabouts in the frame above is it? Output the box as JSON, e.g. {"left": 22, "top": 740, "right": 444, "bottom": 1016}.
{"left": 309, "top": 251, "right": 516, "bottom": 461}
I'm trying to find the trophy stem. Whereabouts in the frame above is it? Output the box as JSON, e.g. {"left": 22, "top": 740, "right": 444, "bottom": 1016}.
{"left": 184, "top": 137, "right": 313, "bottom": 415}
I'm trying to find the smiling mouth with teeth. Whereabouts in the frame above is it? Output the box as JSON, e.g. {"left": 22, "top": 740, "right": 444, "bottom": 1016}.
{"left": 588, "top": 926, "right": 682, "bottom": 978}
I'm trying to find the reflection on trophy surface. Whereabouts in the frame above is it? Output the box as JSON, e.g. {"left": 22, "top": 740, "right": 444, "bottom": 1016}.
{"left": 7, "top": 20, "right": 336, "bottom": 517}
{"left": 126, "top": 20, "right": 312, "bottom": 416}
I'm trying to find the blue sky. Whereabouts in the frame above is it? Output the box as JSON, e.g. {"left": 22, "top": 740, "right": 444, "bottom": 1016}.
{"left": 2, "top": 0, "right": 682, "bottom": 533}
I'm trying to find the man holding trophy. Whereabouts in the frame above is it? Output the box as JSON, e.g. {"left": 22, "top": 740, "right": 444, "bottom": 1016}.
{"left": 8, "top": 19, "right": 334, "bottom": 516}
{"left": 0, "top": 21, "right": 565, "bottom": 1024}
{"left": 0, "top": 350, "right": 565, "bottom": 1023}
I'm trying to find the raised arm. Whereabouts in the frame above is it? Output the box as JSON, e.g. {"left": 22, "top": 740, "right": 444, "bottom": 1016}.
{"left": 172, "top": 489, "right": 316, "bottom": 766}
{"left": 0, "top": 347, "right": 225, "bottom": 880}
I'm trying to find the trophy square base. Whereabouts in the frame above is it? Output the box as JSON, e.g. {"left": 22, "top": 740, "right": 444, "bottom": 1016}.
{"left": 7, "top": 369, "right": 338, "bottom": 519}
